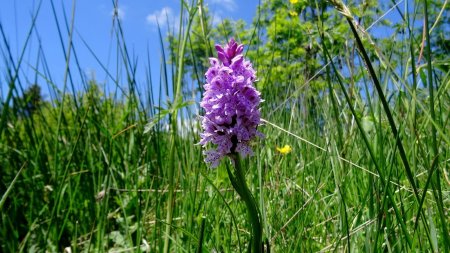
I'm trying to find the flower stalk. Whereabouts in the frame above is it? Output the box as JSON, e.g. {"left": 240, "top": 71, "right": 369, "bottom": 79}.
{"left": 226, "top": 154, "right": 262, "bottom": 253}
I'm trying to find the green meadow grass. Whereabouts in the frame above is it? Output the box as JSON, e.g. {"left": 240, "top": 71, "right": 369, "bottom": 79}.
{"left": 1, "top": 0, "right": 449, "bottom": 252}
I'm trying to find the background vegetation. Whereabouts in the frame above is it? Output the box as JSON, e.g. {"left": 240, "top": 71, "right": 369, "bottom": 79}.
{"left": 1, "top": 0, "right": 449, "bottom": 252}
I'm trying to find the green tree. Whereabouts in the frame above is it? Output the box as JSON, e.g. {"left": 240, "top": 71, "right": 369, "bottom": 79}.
{"left": 13, "top": 83, "right": 43, "bottom": 117}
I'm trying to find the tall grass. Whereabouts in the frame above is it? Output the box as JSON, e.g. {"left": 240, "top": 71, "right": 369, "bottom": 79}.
{"left": 1, "top": 0, "right": 449, "bottom": 252}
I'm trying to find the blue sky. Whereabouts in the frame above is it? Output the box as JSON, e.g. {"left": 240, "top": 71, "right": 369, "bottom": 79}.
{"left": 0, "top": 0, "right": 259, "bottom": 101}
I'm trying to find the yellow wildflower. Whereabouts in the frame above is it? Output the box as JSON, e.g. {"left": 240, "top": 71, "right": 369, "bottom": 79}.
{"left": 276, "top": 145, "right": 292, "bottom": 155}
{"left": 290, "top": 0, "right": 299, "bottom": 4}
{"left": 289, "top": 10, "right": 298, "bottom": 16}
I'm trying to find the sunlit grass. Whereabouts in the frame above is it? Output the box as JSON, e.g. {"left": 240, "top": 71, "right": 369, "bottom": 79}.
{"left": 1, "top": 0, "right": 449, "bottom": 252}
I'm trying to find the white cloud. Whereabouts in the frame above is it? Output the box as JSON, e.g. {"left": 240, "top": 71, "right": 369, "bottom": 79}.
{"left": 146, "top": 7, "right": 174, "bottom": 26}
{"left": 111, "top": 6, "right": 125, "bottom": 20}
{"left": 208, "top": 0, "right": 237, "bottom": 12}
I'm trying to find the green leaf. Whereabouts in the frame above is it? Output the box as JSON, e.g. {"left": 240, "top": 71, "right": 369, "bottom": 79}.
{"left": 144, "top": 100, "right": 195, "bottom": 134}
{"left": 361, "top": 116, "right": 375, "bottom": 133}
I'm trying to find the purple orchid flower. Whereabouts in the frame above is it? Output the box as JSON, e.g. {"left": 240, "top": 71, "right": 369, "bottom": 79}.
{"left": 199, "top": 39, "right": 263, "bottom": 168}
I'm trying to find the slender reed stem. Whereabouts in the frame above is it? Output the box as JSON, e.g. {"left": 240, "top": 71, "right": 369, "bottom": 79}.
{"left": 423, "top": 0, "right": 450, "bottom": 249}
{"left": 163, "top": 2, "right": 196, "bottom": 253}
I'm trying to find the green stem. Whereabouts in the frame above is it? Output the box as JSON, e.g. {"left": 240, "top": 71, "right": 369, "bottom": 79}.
{"left": 423, "top": 0, "right": 450, "bottom": 250}
{"left": 228, "top": 154, "right": 263, "bottom": 253}
{"left": 163, "top": 2, "right": 197, "bottom": 253}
